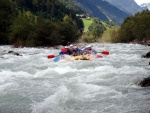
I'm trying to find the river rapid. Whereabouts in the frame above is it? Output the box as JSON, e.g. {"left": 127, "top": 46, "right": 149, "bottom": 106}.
{"left": 0, "top": 44, "right": 150, "bottom": 113}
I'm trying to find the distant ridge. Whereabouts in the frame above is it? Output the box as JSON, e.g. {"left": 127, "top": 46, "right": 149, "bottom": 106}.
{"left": 71, "top": 0, "right": 129, "bottom": 24}
{"left": 105, "top": 0, "right": 143, "bottom": 14}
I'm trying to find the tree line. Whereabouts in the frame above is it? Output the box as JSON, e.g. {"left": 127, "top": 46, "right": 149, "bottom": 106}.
{"left": 102, "top": 10, "right": 150, "bottom": 43}
{"left": 118, "top": 10, "right": 150, "bottom": 43}
{"left": 0, "top": 0, "right": 83, "bottom": 47}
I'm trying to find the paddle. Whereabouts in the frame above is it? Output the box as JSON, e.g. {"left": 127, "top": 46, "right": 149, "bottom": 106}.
{"left": 47, "top": 54, "right": 61, "bottom": 62}
{"left": 47, "top": 55, "right": 60, "bottom": 59}
{"left": 54, "top": 55, "right": 61, "bottom": 62}
{"left": 47, "top": 51, "right": 66, "bottom": 59}
{"left": 47, "top": 55, "right": 55, "bottom": 59}
{"left": 98, "top": 51, "right": 109, "bottom": 55}
{"left": 97, "top": 55, "right": 103, "bottom": 58}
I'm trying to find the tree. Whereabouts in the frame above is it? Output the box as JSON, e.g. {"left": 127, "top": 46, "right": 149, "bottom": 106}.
{"left": 10, "top": 11, "right": 37, "bottom": 47}
{"left": 0, "top": 0, "right": 83, "bottom": 46}
{"left": 0, "top": 0, "right": 17, "bottom": 44}
{"left": 88, "top": 18, "right": 106, "bottom": 41}
{"left": 59, "top": 15, "right": 81, "bottom": 43}
{"left": 119, "top": 16, "right": 135, "bottom": 42}
{"left": 102, "top": 26, "right": 120, "bottom": 43}
{"left": 118, "top": 10, "right": 150, "bottom": 43}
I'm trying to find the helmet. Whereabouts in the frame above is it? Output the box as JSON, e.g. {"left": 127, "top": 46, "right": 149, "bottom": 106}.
{"left": 74, "top": 46, "right": 77, "bottom": 49}
{"left": 69, "top": 44, "right": 73, "bottom": 46}
{"left": 65, "top": 46, "right": 68, "bottom": 48}
{"left": 86, "top": 45, "right": 92, "bottom": 48}
{"left": 69, "top": 44, "right": 73, "bottom": 47}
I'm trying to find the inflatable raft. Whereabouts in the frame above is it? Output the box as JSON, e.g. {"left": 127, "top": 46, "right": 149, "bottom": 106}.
{"left": 74, "top": 55, "right": 90, "bottom": 60}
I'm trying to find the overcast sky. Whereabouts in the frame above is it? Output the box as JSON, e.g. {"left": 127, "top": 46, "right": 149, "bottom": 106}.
{"left": 134, "top": 0, "right": 150, "bottom": 5}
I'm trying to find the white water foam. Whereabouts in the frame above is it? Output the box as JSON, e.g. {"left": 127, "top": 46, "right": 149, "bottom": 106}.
{"left": 0, "top": 44, "right": 150, "bottom": 113}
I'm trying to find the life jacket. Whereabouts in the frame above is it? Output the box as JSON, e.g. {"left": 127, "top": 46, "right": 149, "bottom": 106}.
{"left": 86, "top": 48, "right": 92, "bottom": 54}
{"left": 87, "top": 50, "right": 92, "bottom": 54}
{"left": 73, "top": 49, "right": 80, "bottom": 56}
{"left": 59, "top": 48, "right": 68, "bottom": 55}
{"left": 61, "top": 48, "right": 67, "bottom": 53}
{"left": 87, "top": 49, "right": 97, "bottom": 54}
{"left": 67, "top": 49, "right": 74, "bottom": 55}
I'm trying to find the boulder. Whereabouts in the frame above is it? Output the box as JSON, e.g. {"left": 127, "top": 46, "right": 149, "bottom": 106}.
{"left": 139, "top": 76, "right": 150, "bottom": 87}
{"left": 8, "top": 51, "right": 21, "bottom": 56}
{"left": 8, "top": 51, "right": 14, "bottom": 53}
{"left": 142, "top": 51, "right": 150, "bottom": 58}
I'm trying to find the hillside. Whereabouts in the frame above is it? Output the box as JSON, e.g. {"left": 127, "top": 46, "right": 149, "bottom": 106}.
{"left": 71, "top": 0, "right": 129, "bottom": 25}
{"left": 81, "top": 18, "right": 116, "bottom": 32}
{"left": 0, "top": 0, "right": 84, "bottom": 46}
{"left": 81, "top": 19, "right": 93, "bottom": 32}
{"left": 105, "top": 0, "right": 143, "bottom": 14}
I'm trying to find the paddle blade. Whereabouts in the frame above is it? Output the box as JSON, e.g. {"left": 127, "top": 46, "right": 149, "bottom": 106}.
{"left": 54, "top": 56, "right": 60, "bottom": 62}
{"left": 101, "top": 51, "right": 109, "bottom": 55}
{"left": 47, "top": 55, "right": 55, "bottom": 59}
{"left": 97, "top": 55, "right": 103, "bottom": 58}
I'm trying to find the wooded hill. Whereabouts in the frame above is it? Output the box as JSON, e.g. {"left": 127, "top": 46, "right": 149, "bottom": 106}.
{"left": 118, "top": 10, "right": 150, "bottom": 43}
{"left": 102, "top": 10, "right": 150, "bottom": 43}
{"left": 0, "top": 0, "right": 84, "bottom": 47}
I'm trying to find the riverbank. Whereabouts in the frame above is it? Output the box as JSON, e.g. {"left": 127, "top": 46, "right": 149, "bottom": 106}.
{"left": 130, "top": 40, "right": 150, "bottom": 46}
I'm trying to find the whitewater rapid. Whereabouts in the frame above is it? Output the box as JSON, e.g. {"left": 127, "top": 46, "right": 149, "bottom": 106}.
{"left": 0, "top": 44, "right": 150, "bottom": 113}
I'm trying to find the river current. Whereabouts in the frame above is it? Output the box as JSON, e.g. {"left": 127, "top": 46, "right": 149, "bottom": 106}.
{"left": 0, "top": 44, "right": 150, "bottom": 113}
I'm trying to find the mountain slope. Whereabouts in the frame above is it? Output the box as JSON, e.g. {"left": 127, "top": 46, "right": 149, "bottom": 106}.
{"left": 105, "top": 0, "right": 143, "bottom": 14}
{"left": 71, "top": 0, "right": 129, "bottom": 25}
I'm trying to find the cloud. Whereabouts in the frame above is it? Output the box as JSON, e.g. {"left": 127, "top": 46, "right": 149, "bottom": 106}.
{"left": 134, "top": 0, "right": 150, "bottom": 5}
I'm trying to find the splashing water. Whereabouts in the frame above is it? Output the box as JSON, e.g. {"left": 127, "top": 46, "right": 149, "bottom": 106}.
{"left": 0, "top": 44, "right": 150, "bottom": 113}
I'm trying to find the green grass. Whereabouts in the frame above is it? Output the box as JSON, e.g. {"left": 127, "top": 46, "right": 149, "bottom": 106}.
{"left": 82, "top": 18, "right": 93, "bottom": 32}
{"left": 102, "top": 21, "right": 116, "bottom": 29}
{"left": 82, "top": 18, "right": 116, "bottom": 32}
{"left": 102, "top": 21, "right": 109, "bottom": 29}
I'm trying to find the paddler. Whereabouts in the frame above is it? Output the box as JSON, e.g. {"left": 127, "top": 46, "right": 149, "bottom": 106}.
{"left": 73, "top": 46, "right": 80, "bottom": 56}
{"left": 67, "top": 44, "right": 74, "bottom": 55}
{"left": 59, "top": 46, "right": 68, "bottom": 55}
{"left": 85, "top": 45, "right": 97, "bottom": 54}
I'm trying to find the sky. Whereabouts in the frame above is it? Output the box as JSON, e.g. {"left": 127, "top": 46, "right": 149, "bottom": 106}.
{"left": 134, "top": 0, "right": 150, "bottom": 5}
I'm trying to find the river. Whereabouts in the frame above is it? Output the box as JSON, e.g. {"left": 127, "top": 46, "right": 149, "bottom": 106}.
{"left": 0, "top": 44, "right": 150, "bottom": 113}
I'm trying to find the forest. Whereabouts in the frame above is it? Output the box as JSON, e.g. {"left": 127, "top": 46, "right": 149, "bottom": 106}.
{"left": 102, "top": 10, "right": 150, "bottom": 43}
{"left": 0, "top": 0, "right": 83, "bottom": 47}
{"left": 118, "top": 10, "right": 150, "bottom": 43}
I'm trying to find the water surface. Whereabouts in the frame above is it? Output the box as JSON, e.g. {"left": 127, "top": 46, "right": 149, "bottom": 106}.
{"left": 0, "top": 44, "right": 150, "bottom": 113}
